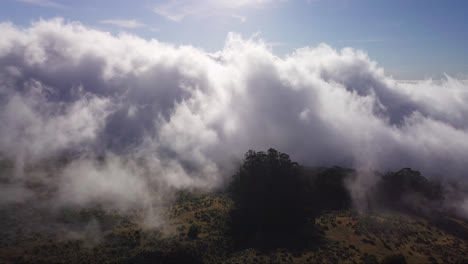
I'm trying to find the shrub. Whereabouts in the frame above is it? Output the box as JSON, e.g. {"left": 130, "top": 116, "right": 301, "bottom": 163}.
{"left": 381, "top": 254, "right": 407, "bottom": 264}
{"left": 187, "top": 224, "right": 200, "bottom": 239}
{"left": 455, "top": 258, "right": 468, "bottom": 264}
{"left": 360, "top": 254, "right": 378, "bottom": 264}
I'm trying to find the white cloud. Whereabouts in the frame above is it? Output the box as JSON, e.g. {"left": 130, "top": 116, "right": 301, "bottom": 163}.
{"left": 1, "top": 19, "right": 468, "bottom": 216}
{"left": 15, "top": 0, "right": 63, "bottom": 8}
{"left": 100, "top": 19, "right": 145, "bottom": 29}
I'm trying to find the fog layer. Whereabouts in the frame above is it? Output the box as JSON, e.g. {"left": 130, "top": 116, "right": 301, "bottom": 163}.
{"left": 1, "top": 19, "right": 467, "bottom": 213}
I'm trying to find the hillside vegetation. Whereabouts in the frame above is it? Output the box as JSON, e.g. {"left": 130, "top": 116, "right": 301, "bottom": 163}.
{"left": 0, "top": 149, "right": 468, "bottom": 263}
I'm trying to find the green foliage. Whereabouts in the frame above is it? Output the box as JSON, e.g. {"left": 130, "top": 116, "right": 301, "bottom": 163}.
{"left": 229, "top": 148, "right": 316, "bottom": 248}
{"left": 187, "top": 223, "right": 200, "bottom": 239}
{"left": 310, "top": 166, "right": 354, "bottom": 211}
{"left": 360, "top": 253, "right": 378, "bottom": 264}
{"left": 378, "top": 168, "right": 443, "bottom": 201}
{"left": 380, "top": 253, "right": 407, "bottom": 264}
{"left": 375, "top": 168, "right": 444, "bottom": 216}
{"left": 125, "top": 247, "right": 203, "bottom": 264}
{"left": 455, "top": 258, "right": 468, "bottom": 264}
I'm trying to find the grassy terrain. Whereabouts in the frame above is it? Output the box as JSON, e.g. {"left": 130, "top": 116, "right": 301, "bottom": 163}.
{"left": 1, "top": 191, "right": 468, "bottom": 264}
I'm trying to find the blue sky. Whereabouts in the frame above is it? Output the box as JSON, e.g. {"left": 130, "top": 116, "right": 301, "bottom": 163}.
{"left": 1, "top": 0, "right": 467, "bottom": 79}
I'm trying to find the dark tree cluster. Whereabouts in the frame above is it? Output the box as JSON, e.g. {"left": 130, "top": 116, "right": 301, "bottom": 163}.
{"left": 227, "top": 149, "right": 453, "bottom": 250}
{"left": 375, "top": 168, "right": 444, "bottom": 215}
{"left": 380, "top": 253, "right": 407, "bottom": 264}
{"left": 308, "top": 166, "right": 354, "bottom": 212}
{"left": 229, "top": 148, "right": 315, "bottom": 249}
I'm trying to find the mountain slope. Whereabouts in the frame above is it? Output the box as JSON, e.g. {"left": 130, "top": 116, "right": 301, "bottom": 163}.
{"left": 1, "top": 192, "right": 468, "bottom": 264}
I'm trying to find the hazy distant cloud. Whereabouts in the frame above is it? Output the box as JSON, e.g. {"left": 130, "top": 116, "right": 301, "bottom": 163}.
{"left": 15, "top": 0, "right": 63, "bottom": 8}
{"left": 149, "top": 27, "right": 160, "bottom": 32}
{"left": 337, "top": 38, "right": 385, "bottom": 43}
{"left": 153, "top": 0, "right": 281, "bottom": 22}
{"left": 1, "top": 19, "right": 468, "bottom": 216}
{"left": 231, "top": 14, "right": 247, "bottom": 23}
{"left": 153, "top": 3, "right": 186, "bottom": 22}
{"left": 100, "top": 19, "right": 145, "bottom": 29}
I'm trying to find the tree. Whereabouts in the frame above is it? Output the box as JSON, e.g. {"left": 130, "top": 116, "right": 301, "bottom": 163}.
{"left": 312, "top": 166, "right": 354, "bottom": 211}
{"left": 229, "top": 148, "right": 316, "bottom": 248}
{"left": 187, "top": 224, "right": 200, "bottom": 239}
{"left": 375, "top": 168, "right": 443, "bottom": 215}
{"left": 380, "top": 254, "right": 407, "bottom": 264}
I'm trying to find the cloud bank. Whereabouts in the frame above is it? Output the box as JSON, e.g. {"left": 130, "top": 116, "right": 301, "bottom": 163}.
{"left": 1, "top": 19, "right": 468, "bottom": 214}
